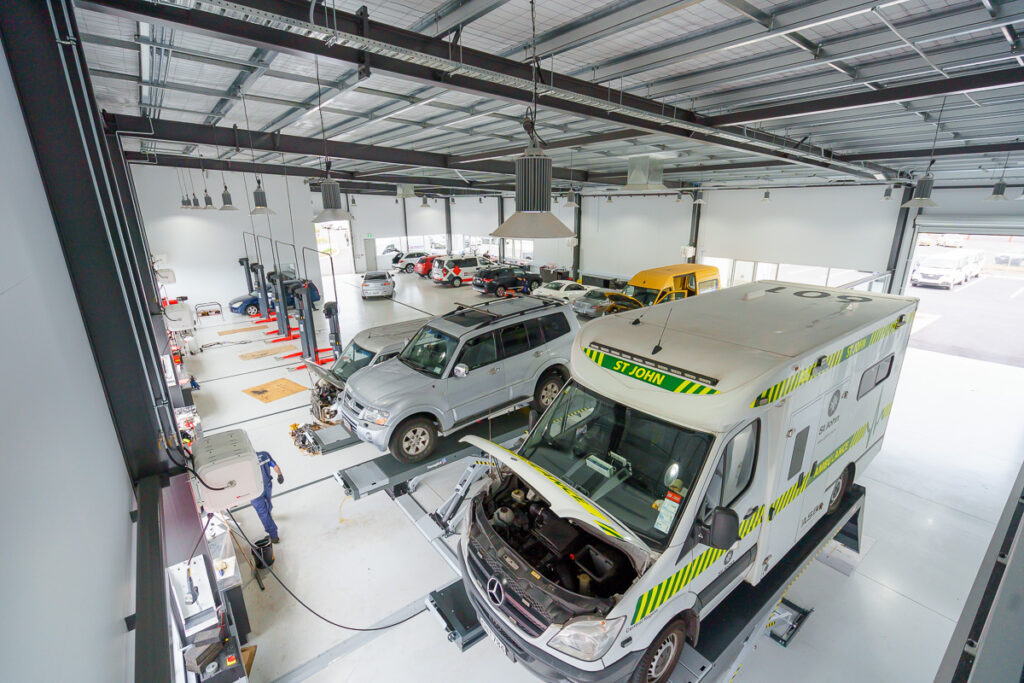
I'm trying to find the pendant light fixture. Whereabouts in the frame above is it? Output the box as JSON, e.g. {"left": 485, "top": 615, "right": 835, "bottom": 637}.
{"left": 491, "top": 0, "right": 573, "bottom": 240}
{"left": 903, "top": 98, "right": 945, "bottom": 209}
{"left": 420, "top": 195, "right": 430, "bottom": 208}
{"left": 761, "top": 190, "right": 771, "bottom": 202}
{"left": 198, "top": 155, "right": 216, "bottom": 209}
{"left": 564, "top": 190, "right": 579, "bottom": 208}
{"left": 882, "top": 185, "right": 893, "bottom": 200}
{"left": 214, "top": 145, "right": 238, "bottom": 210}
{"left": 176, "top": 168, "right": 190, "bottom": 209}
{"left": 693, "top": 189, "right": 705, "bottom": 204}
{"left": 310, "top": 56, "right": 352, "bottom": 226}
{"left": 985, "top": 146, "right": 1014, "bottom": 201}
{"left": 250, "top": 177, "right": 276, "bottom": 215}
{"left": 606, "top": 195, "right": 613, "bottom": 204}
{"left": 350, "top": 195, "right": 358, "bottom": 207}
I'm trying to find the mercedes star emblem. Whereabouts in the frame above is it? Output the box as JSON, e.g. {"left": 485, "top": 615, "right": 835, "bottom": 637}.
{"left": 486, "top": 577, "right": 505, "bottom": 606}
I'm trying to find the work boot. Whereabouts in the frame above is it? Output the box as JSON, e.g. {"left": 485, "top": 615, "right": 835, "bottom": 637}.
{"left": 271, "top": 536, "right": 281, "bottom": 544}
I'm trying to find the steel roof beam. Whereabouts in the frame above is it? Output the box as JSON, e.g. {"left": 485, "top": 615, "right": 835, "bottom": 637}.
{"left": 103, "top": 113, "right": 589, "bottom": 182}
{"left": 577, "top": 0, "right": 901, "bottom": 83}
{"left": 844, "top": 140, "right": 1024, "bottom": 161}
{"left": 708, "top": 66, "right": 1024, "bottom": 126}
{"left": 76, "top": 0, "right": 889, "bottom": 179}
{"left": 409, "top": 0, "right": 513, "bottom": 38}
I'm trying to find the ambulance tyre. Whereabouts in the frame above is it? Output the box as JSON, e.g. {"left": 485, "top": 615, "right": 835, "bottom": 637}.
{"left": 631, "top": 620, "right": 689, "bottom": 683}
{"left": 451, "top": 277, "right": 463, "bottom": 287}
{"left": 827, "top": 465, "right": 853, "bottom": 515}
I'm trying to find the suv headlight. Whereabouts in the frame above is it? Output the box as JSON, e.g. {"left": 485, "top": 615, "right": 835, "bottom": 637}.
{"left": 547, "top": 615, "right": 624, "bottom": 662}
{"left": 362, "top": 406, "right": 390, "bottom": 425}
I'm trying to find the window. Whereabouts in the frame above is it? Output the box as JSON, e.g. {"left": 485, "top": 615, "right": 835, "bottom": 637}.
{"left": 457, "top": 332, "right": 498, "bottom": 370}
{"left": 858, "top": 354, "right": 894, "bottom": 399}
{"left": 565, "top": 283, "right": 584, "bottom": 291}
{"left": 374, "top": 352, "right": 398, "bottom": 365}
{"left": 499, "top": 323, "right": 531, "bottom": 359}
{"left": 399, "top": 326, "right": 459, "bottom": 378}
{"left": 698, "top": 279, "right": 718, "bottom": 293}
{"left": 720, "top": 421, "right": 759, "bottom": 507}
{"left": 788, "top": 427, "right": 809, "bottom": 480}
{"left": 684, "top": 274, "right": 696, "bottom": 292}
{"left": 524, "top": 318, "right": 543, "bottom": 348}
{"left": 540, "top": 313, "right": 570, "bottom": 342}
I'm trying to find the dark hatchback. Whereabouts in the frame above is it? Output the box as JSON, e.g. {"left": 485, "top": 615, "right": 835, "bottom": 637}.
{"left": 472, "top": 266, "right": 543, "bottom": 297}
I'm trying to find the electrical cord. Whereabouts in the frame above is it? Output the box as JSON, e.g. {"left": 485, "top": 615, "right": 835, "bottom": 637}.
{"left": 225, "top": 510, "right": 427, "bottom": 632}
{"left": 165, "top": 447, "right": 230, "bottom": 491}
{"left": 189, "top": 512, "right": 215, "bottom": 564}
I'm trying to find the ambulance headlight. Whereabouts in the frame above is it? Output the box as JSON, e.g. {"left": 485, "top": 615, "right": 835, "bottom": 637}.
{"left": 548, "top": 615, "right": 624, "bottom": 661}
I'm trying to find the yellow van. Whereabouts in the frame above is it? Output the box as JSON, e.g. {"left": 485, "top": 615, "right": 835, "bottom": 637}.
{"left": 622, "top": 263, "right": 720, "bottom": 306}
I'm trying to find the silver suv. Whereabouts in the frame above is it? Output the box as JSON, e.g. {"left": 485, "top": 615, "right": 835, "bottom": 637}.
{"left": 341, "top": 297, "right": 579, "bottom": 463}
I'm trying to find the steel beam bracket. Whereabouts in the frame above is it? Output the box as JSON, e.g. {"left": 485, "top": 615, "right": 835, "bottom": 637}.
{"left": 356, "top": 5, "right": 372, "bottom": 81}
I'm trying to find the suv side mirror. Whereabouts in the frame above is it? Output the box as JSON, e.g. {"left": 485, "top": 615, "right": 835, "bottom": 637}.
{"left": 708, "top": 507, "right": 739, "bottom": 550}
{"left": 453, "top": 363, "right": 469, "bottom": 378}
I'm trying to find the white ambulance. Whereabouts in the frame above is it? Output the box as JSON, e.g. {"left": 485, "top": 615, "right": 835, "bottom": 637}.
{"left": 460, "top": 281, "right": 917, "bottom": 683}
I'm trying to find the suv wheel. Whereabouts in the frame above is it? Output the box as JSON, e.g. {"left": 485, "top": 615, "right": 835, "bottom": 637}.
{"left": 244, "top": 304, "right": 260, "bottom": 316}
{"left": 389, "top": 417, "right": 438, "bottom": 463}
{"left": 533, "top": 371, "right": 564, "bottom": 412}
{"left": 495, "top": 285, "right": 507, "bottom": 297}
{"left": 404, "top": 263, "right": 415, "bottom": 273}
{"left": 451, "top": 276, "right": 463, "bottom": 288}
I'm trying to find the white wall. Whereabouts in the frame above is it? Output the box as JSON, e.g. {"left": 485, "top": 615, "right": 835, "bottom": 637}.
{"left": 581, "top": 194, "right": 694, "bottom": 278}
{"left": 699, "top": 185, "right": 899, "bottom": 272}
{"left": 131, "top": 165, "right": 323, "bottom": 307}
{"left": 406, "top": 196, "right": 447, "bottom": 236}
{"left": 533, "top": 200, "right": 576, "bottom": 269}
{"left": 0, "top": 45, "right": 134, "bottom": 683}
{"left": 451, "top": 196, "right": 499, "bottom": 236}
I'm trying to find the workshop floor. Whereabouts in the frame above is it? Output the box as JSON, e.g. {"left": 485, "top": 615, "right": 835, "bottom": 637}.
{"left": 183, "top": 274, "right": 1024, "bottom": 683}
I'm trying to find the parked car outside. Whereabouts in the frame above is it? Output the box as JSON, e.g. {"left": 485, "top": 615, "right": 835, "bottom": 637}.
{"left": 472, "top": 265, "right": 543, "bottom": 296}
{"left": 533, "top": 279, "right": 596, "bottom": 302}
{"left": 361, "top": 271, "right": 396, "bottom": 299}
{"left": 415, "top": 254, "right": 442, "bottom": 278}
{"left": 572, "top": 289, "right": 643, "bottom": 318}
{"left": 431, "top": 255, "right": 491, "bottom": 287}
{"left": 938, "top": 234, "right": 966, "bottom": 248}
{"left": 341, "top": 297, "right": 579, "bottom": 462}
{"left": 911, "top": 254, "right": 966, "bottom": 289}
{"left": 229, "top": 280, "right": 321, "bottom": 316}
{"left": 994, "top": 251, "right": 1024, "bottom": 266}
{"left": 394, "top": 251, "right": 431, "bottom": 273}
{"left": 917, "top": 234, "right": 934, "bottom": 247}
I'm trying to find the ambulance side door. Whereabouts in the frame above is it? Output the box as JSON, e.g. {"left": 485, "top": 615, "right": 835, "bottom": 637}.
{"left": 760, "top": 395, "right": 822, "bottom": 580}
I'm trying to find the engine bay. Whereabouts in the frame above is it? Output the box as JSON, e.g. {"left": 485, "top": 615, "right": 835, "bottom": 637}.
{"left": 480, "top": 473, "right": 638, "bottom": 600}
{"left": 312, "top": 380, "right": 343, "bottom": 424}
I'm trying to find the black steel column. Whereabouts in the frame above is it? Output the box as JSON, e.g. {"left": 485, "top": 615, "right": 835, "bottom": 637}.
{"left": 444, "top": 196, "right": 453, "bottom": 253}
{"left": 497, "top": 197, "right": 506, "bottom": 262}
{"left": 1, "top": 0, "right": 171, "bottom": 480}
{"left": 688, "top": 196, "right": 702, "bottom": 264}
{"left": 239, "top": 257, "right": 254, "bottom": 292}
{"left": 887, "top": 186, "right": 917, "bottom": 294}
{"left": 572, "top": 198, "right": 582, "bottom": 279}
{"left": 135, "top": 475, "right": 173, "bottom": 682}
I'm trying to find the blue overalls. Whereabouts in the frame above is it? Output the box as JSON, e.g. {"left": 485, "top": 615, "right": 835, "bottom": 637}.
{"left": 251, "top": 451, "right": 278, "bottom": 540}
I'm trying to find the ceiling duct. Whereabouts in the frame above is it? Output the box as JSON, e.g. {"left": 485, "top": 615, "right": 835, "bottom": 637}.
{"left": 492, "top": 143, "right": 573, "bottom": 239}
{"left": 314, "top": 178, "right": 355, "bottom": 224}
{"left": 623, "top": 156, "right": 666, "bottom": 191}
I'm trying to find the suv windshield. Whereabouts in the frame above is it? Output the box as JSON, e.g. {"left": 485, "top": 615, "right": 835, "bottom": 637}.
{"left": 399, "top": 326, "right": 458, "bottom": 377}
{"left": 622, "top": 284, "right": 659, "bottom": 306}
{"left": 329, "top": 341, "right": 374, "bottom": 382}
{"left": 518, "top": 381, "right": 713, "bottom": 549}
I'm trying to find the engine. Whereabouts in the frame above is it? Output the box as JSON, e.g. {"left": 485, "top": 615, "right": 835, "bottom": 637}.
{"left": 481, "top": 475, "right": 636, "bottom": 599}
{"left": 311, "top": 380, "right": 343, "bottom": 424}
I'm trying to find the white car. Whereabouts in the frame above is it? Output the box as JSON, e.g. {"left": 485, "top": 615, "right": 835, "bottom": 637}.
{"left": 361, "top": 271, "right": 396, "bottom": 298}
{"left": 533, "top": 279, "right": 596, "bottom": 302}
{"left": 911, "top": 255, "right": 965, "bottom": 289}
{"left": 938, "top": 234, "right": 965, "bottom": 248}
{"left": 392, "top": 251, "right": 432, "bottom": 273}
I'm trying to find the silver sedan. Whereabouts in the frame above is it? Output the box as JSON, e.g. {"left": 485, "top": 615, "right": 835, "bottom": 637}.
{"left": 361, "top": 271, "right": 396, "bottom": 299}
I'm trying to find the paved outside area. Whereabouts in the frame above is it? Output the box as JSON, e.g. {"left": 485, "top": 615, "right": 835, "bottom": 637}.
{"left": 909, "top": 234, "right": 1024, "bottom": 368}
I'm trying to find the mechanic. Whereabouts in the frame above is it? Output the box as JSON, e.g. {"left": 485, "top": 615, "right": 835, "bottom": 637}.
{"left": 252, "top": 450, "right": 284, "bottom": 543}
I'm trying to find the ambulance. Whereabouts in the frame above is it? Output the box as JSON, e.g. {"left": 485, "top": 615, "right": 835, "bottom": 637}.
{"left": 460, "top": 281, "right": 917, "bottom": 683}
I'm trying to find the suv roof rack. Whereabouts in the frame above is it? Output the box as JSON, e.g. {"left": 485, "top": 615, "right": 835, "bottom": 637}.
{"left": 445, "top": 297, "right": 563, "bottom": 330}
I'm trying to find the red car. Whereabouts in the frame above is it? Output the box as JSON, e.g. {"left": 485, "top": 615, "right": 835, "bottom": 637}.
{"left": 414, "top": 254, "right": 441, "bottom": 278}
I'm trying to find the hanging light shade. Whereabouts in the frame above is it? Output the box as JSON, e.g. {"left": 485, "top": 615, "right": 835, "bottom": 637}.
{"left": 203, "top": 191, "right": 216, "bottom": 209}
{"left": 492, "top": 144, "right": 573, "bottom": 239}
{"left": 1016, "top": 189, "right": 1024, "bottom": 201}
{"left": 564, "top": 190, "right": 579, "bottom": 208}
{"left": 313, "top": 178, "right": 354, "bottom": 224}
{"left": 450, "top": 195, "right": 456, "bottom": 205}
{"left": 350, "top": 195, "right": 358, "bottom": 207}
{"left": 478, "top": 196, "right": 483, "bottom": 204}
{"left": 420, "top": 195, "right": 429, "bottom": 208}
{"left": 902, "top": 175, "right": 938, "bottom": 208}
{"left": 761, "top": 190, "right": 771, "bottom": 202}
{"left": 882, "top": 186, "right": 893, "bottom": 200}
{"left": 191, "top": 193, "right": 201, "bottom": 209}
{"left": 250, "top": 178, "right": 276, "bottom": 215}
{"left": 220, "top": 184, "right": 238, "bottom": 211}
{"left": 693, "top": 190, "right": 705, "bottom": 204}
{"left": 985, "top": 180, "right": 1008, "bottom": 201}
{"left": 181, "top": 194, "right": 191, "bottom": 210}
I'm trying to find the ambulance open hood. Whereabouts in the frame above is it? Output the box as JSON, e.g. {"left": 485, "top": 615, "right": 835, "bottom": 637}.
{"left": 461, "top": 435, "right": 653, "bottom": 563}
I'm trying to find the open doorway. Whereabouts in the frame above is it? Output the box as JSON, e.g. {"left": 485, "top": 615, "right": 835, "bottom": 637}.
{"left": 316, "top": 222, "right": 354, "bottom": 298}
{"left": 908, "top": 232, "right": 1024, "bottom": 367}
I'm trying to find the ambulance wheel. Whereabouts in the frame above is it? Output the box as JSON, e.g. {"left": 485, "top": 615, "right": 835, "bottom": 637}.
{"left": 631, "top": 620, "right": 688, "bottom": 683}
{"left": 827, "top": 466, "right": 852, "bottom": 515}
{"left": 244, "top": 304, "right": 259, "bottom": 316}
{"left": 404, "top": 263, "right": 415, "bottom": 273}
{"left": 451, "top": 277, "right": 463, "bottom": 287}
{"left": 389, "top": 417, "right": 437, "bottom": 463}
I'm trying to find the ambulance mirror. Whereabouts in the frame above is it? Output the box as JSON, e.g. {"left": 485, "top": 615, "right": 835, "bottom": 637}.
{"left": 709, "top": 507, "right": 739, "bottom": 550}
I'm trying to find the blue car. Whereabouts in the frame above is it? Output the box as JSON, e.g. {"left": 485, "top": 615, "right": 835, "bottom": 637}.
{"left": 229, "top": 281, "right": 321, "bottom": 317}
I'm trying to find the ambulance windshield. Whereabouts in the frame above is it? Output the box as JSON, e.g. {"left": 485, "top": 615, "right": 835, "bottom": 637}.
{"left": 519, "top": 381, "right": 713, "bottom": 548}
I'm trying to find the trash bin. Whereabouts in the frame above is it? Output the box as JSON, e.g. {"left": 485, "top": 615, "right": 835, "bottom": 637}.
{"left": 252, "top": 537, "right": 275, "bottom": 568}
